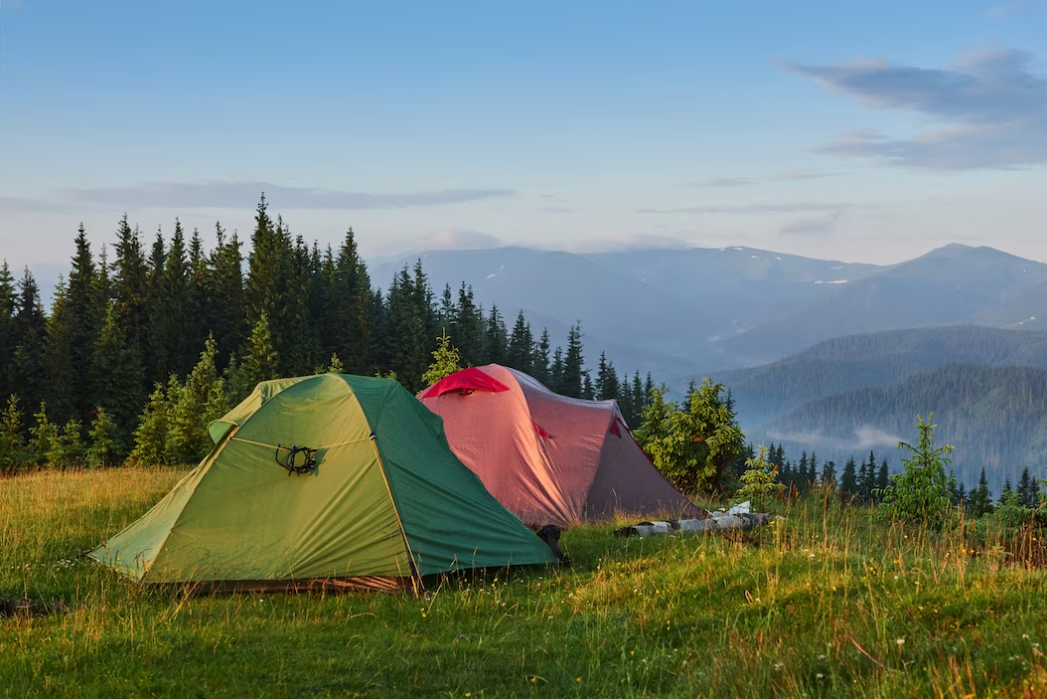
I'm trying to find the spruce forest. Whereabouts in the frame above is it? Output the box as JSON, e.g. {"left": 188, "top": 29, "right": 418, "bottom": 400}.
{"left": 0, "top": 196, "right": 657, "bottom": 473}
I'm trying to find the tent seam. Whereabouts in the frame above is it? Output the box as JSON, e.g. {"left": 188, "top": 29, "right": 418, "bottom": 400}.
{"left": 369, "top": 438, "right": 424, "bottom": 594}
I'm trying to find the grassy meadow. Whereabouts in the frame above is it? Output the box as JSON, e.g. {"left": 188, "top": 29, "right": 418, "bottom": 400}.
{"left": 4, "top": 469, "right": 1047, "bottom": 698}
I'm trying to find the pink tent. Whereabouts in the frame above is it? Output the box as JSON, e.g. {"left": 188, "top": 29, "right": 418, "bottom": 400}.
{"left": 419, "top": 365, "right": 707, "bottom": 528}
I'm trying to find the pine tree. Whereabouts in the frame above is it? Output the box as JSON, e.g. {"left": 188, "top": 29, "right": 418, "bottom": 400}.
{"left": 11, "top": 267, "right": 47, "bottom": 412}
{"left": 453, "top": 283, "right": 485, "bottom": 367}
{"left": 112, "top": 215, "right": 149, "bottom": 356}
{"left": 329, "top": 229, "right": 376, "bottom": 376}
{"left": 166, "top": 335, "right": 227, "bottom": 463}
{"left": 483, "top": 305, "right": 508, "bottom": 365}
{"left": 506, "top": 311, "right": 534, "bottom": 374}
{"left": 422, "top": 331, "right": 462, "bottom": 386}
{"left": 797, "top": 452, "right": 809, "bottom": 489}
{"left": 65, "top": 224, "right": 103, "bottom": 421}
{"left": 630, "top": 372, "right": 645, "bottom": 425}
{"left": 44, "top": 276, "right": 77, "bottom": 422}
{"left": 968, "top": 468, "right": 993, "bottom": 517}
{"left": 163, "top": 220, "right": 193, "bottom": 376}
{"left": 145, "top": 228, "right": 169, "bottom": 385}
{"left": 87, "top": 407, "right": 117, "bottom": 467}
{"left": 533, "top": 329, "right": 552, "bottom": 386}
{"left": 877, "top": 459, "right": 889, "bottom": 494}
{"left": 244, "top": 313, "right": 279, "bottom": 386}
{"left": 559, "top": 323, "right": 584, "bottom": 398}
{"left": 1018, "top": 467, "right": 1040, "bottom": 508}
{"left": 437, "top": 283, "right": 457, "bottom": 329}
{"left": 209, "top": 225, "right": 245, "bottom": 369}
{"left": 29, "top": 402, "right": 58, "bottom": 467}
{"left": 821, "top": 459, "right": 837, "bottom": 489}
{"left": 595, "top": 352, "right": 620, "bottom": 402}
{"left": 90, "top": 301, "right": 144, "bottom": 455}
{"left": 327, "top": 353, "right": 345, "bottom": 374}
{"left": 0, "top": 395, "right": 26, "bottom": 476}
{"left": 1000, "top": 478, "right": 1013, "bottom": 505}
{"left": 50, "top": 418, "right": 84, "bottom": 469}
{"left": 841, "top": 456, "right": 858, "bottom": 498}
{"left": 549, "top": 347, "right": 564, "bottom": 391}
{"left": 807, "top": 451, "right": 819, "bottom": 488}
{"left": 617, "top": 375, "right": 635, "bottom": 425}
{"left": 0, "top": 262, "right": 16, "bottom": 400}
{"left": 780, "top": 460, "right": 792, "bottom": 490}
{"left": 955, "top": 482, "right": 967, "bottom": 508}
{"left": 582, "top": 371, "right": 595, "bottom": 400}
{"left": 382, "top": 264, "right": 434, "bottom": 393}
{"left": 187, "top": 227, "right": 212, "bottom": 359}
{"left": 128, "top": 383, "right": 170, "bottom": 465}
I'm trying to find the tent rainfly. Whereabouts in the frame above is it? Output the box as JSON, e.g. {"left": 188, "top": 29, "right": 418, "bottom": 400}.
{"left": 418, "top": 365, "right": 707, "bottom": 528}
{"left": 89, "top": 374, "right": 556, "bottom": 592}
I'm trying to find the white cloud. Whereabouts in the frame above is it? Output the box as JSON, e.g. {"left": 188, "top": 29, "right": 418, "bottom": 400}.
{"left": 780, "top": 210, "right": 844, "bottom": 236}
{"left": 0, "top": 181, "right": 514, "bottom": 214}
{"left": 787, "top": 48, "right": 1047, "bottom": 170}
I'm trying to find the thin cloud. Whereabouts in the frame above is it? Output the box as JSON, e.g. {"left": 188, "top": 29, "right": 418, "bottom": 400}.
{"left": 409, "top": 229, "right": 502, "bottom": 251}
{"left": 563, "top": 233, "right": 694, "bottom": 253}
{"left": 641, "top": 202, "right": 848, "bottom": 215}
{"left": 786, "top": 48, "right": 1047, "bottom": 169}
{"left": 988, "top": 3, "right": 1033, "bottom": 18}
{"left": 693, "top": 177, "right": 759, "bottom": 188}
{"left": 691, "top": 172, "right": 840, "bottom": 187}
{"left": 780, "top": 210, "right": 844, "bottom": 236}
{"left": 51, "top": 180, "right": 514, "bottom": 210}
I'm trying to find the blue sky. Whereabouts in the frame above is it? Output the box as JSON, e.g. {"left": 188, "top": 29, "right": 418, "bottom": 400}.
{"left": 1, "top": 0, "right": 1044, "bottom": 273}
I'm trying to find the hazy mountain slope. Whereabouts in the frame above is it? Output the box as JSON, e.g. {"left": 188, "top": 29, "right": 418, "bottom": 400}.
{"left": 716, "top": 326, "right": 1047, "bottom": 426}
{"left": 370, "top": 245, "right": 890, "bottom": 375}
{"left": 370, "top": 247, "right": 710, "bottom": 376}
{"left": 721, "top": 245, "right": 1047, "bottom": 364}
{"left": 370, "top": 243, "right": 1047, "bottom": 384}
{"left": 753, "top": 364, "right": 1047, "bottom": 492}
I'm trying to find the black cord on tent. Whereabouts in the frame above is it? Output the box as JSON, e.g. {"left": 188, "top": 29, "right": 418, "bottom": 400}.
{"left": 275, "top": 444, "right": 317, "bottom": 476}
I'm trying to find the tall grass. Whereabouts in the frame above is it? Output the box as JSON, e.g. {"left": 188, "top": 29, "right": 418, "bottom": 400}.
{"left": 3, "top": 471, "right": 1047, "bottom": 697}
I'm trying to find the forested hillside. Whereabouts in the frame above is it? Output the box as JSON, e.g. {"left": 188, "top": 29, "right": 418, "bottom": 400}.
{"left": 0, "top": 196, "right": 652, "bottom": 469}
{"left": 753, "top": 364, "right": 1047, "bottom": 490}
{"left": 718, "top": 326, "right": 1047, "bottom": 426}
{"left": 720, "top": 244, "right": 1047, "bottom": 363}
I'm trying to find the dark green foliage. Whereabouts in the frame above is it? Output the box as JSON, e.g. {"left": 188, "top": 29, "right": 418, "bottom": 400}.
{"left": 506, "top": 311, "right": 534, "bottom": 375}
{"left": 634, "top": 378, "right": 745, "bottom": 492}
{"left": 821, "top": 459, "right": 837, "bottom": 489}
{"left": 1000, "top": 479, "right": 1013, "bottom": 505}
{"left": 533, "top": 328, "right": 552, "bottom": 387}
{"left": 452, "top": 283, "right": 485, "bottom": 367}
{"left": 876, "top": 414, "right": 956, "bottom": 527}
{"left": 967, "top": 468, "right": 994, "bottom": 517}
{"left": 483, "top": 305, "right": 507, "bottom": 366}
{"left": 1018, "top": 467, "right": 1041, "bottom": 508}
{"left": 841, "top": 457, "right": 858, "bottom": 496}
{"left": 12, "top": 268, "right": 47, "bottom": 412}
{"left": 0, "top": 395, "right": 26, "bottom": 475}
{"left": 1, "top": 199, "right": 656, "bottom": 468}
{"left": 558, "top": 323, "right": 584, "bottom": 398}
{"left": 595, "top": 352, "right": 620, "bottom": 402}
{"left": 87, "top": 407, "right": 117, "bottom": 467}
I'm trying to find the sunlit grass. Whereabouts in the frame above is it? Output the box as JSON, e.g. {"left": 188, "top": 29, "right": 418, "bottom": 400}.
{"left": 3, "top": 470, "right": 1047, "bottom": 697}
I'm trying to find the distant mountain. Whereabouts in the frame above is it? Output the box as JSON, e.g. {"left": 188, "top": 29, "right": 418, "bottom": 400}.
{"left": 716, "top": 326, "right": 1047, "bottom": 427}
{"left": 720, "top": 244, "right": 1047, "bottom": 364}
{"left": 750, "top": 364, "right": 1047, "bottom": 492}
{"left": 370, "top": 243, "right": 1047, "bottom": 384}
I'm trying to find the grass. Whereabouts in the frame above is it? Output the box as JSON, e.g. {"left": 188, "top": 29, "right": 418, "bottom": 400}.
{"left": 4, "top": 469, "right": 1047, "bottom": 697}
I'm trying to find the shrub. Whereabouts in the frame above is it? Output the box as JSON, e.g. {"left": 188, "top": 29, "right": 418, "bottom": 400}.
{"left": 876, "top": 414, "right": 955, "bottom": 528}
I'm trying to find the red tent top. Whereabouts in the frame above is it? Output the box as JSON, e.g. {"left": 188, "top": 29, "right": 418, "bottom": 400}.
{"left": 419, "top": 367, "right": 512, "bottom": 398}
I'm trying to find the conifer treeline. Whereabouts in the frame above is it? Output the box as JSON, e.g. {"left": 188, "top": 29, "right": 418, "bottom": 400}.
{"left": 0, "top": 196, "right": 654, "bottom": 471}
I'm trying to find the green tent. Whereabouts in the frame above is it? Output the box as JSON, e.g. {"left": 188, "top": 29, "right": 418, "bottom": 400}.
{"left": 89, "top": 374, "right": 555, "bottom": 591}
